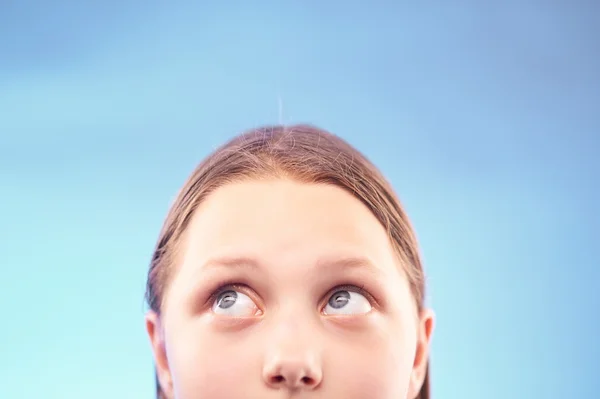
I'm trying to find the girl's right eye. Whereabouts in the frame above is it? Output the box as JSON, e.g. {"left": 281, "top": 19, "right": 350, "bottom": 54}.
{"left": 211, "top": 289, "right": 261, "bottom": 317}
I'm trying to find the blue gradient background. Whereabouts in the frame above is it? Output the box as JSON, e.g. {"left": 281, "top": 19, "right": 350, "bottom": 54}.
{"left": 1, "top": 2, "right": 598, "bottom": 398}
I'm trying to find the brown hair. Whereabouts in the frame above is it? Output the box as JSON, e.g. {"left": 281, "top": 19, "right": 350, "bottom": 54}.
{"left": 146, "top": 124, "right": 430, "bottom": 398}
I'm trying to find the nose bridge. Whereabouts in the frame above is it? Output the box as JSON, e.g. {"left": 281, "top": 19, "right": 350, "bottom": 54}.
{"left": 267, "top": 300, "right": 320, "bottom": 359}
{"left": 262, "top": 301, "right": 323, "bottom": 390}
{"left": 273, "top": 300, "right": 312, "bottom": 334}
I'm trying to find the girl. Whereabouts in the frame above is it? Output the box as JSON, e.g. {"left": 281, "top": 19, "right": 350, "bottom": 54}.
{"left": 145, "top": 125, "right": 435, "bottom": 398}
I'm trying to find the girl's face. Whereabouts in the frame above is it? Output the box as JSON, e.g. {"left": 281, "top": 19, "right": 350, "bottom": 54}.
{"left": 147, "top": 179, "right": 433, "bottom": 399}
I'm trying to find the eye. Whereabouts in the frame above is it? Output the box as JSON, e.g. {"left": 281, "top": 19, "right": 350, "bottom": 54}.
{"left": 322, "top": 288, "right": 372, "bottom": 315}
{"left": 211, "top": 289, "right": 261, "bottom": 317}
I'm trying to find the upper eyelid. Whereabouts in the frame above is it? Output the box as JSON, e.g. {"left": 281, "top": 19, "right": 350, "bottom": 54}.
{"left": 210, "top": 283, "right": 254, "bottom": 302}
{"left": 320, "top": 284, "right": 376, "bottom": 308}
{"left": 211, "top": 283, "right": 368, "bottom": 297}
{"left": 329, "top": 284, "right": 367, "bottom": 295}
{"left": 323, "top": 284, "right": 368, "bottom": 301}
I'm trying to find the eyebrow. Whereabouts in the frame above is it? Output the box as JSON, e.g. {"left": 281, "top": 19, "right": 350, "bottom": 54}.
{"left": 200, "top": 255, "right": 385, "bottom": 278}
{"left": 201, "top": 256, "right": 262, "bottom": 272}
{"left": 316, "top": 255, "right": 385, "bottom": 277}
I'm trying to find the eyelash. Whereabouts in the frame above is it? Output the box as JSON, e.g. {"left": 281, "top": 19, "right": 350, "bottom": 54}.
{"left": 324, "top": 284, "right": 369, "bottom": 301}
{"left": 207, "top": 282, "right": 252, "bottom": 306}
{"left": 207, "top": 282, "right": 376, "bottom": 311}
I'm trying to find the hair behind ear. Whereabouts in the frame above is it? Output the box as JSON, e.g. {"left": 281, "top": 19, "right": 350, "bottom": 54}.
{"left": 156, "top": 371, "right": 166, "bottom": 399}
{"left": 417, "top": 364, "right": 430, "bottom": 399}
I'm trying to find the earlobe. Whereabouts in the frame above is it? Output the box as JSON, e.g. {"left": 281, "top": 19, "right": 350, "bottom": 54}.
{"left": 146, "top": 311, "right": 173, "bottom": 397}
{"left": 408, "top": 308, "right": 435, "bottom": 398}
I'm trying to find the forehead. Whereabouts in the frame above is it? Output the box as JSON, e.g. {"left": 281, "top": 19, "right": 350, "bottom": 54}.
{"left": 185, "top": 179, "right": 396, "bottom": 264}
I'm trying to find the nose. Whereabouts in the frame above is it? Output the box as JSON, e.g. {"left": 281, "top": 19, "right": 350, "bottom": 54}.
{"left": 263, "top": 353, "right": 323, "bottom": 390}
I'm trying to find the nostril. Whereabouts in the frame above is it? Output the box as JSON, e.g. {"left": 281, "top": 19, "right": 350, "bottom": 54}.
{"left": 264, "top": 362, "right": 322, "bottom": 390}
{"left": 301, "top": 376, "right": 315, "bottom": 386}
{"left": 270, "top": 375, "right": 285, "bottom": 384}
{"left": 269, "top": 375, "right": 315, "bottom": 386}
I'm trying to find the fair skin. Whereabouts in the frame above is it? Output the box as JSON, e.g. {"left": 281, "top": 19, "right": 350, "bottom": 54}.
{"left": 146, "top": 179, "right": 434, "bottom": 399}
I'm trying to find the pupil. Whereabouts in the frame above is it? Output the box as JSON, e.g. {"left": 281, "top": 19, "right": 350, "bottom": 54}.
{"left": 328, "top": 290, "right": 350, "bottom": 309}
{"left": 217, "top": 290, "right": 237, "bottom": 309}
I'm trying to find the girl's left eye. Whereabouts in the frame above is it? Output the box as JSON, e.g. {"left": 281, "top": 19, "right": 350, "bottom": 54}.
{"left": 322, "top": 289, "right": 372, "bottom": 315}
{"left": 211, "top": 289, "right": 260, "bottom": 317}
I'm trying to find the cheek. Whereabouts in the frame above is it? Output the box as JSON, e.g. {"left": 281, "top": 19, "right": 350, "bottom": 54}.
{"left": 325, "top": 323, "right": 417, "bottom": 398}
{"left": 165, "top": 317, "right": 262, "bottom": 398}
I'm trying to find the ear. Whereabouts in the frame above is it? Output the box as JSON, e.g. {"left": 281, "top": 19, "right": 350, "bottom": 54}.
{"left": 146, "top": 311, "right": 173, "bottom": 398}
{"left": 408, "top": 308, "right": 435, "bottom": 398}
